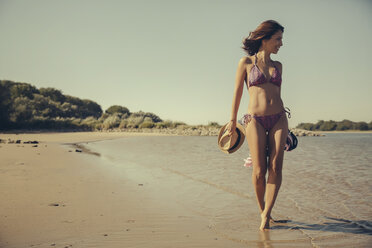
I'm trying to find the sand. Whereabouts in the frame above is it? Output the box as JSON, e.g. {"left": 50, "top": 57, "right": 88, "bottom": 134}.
{"left": 0, "top": 132, "right": 245, "bottom": 248}
{"left": 313, "top": 130, "right": 372, "bottom": 134}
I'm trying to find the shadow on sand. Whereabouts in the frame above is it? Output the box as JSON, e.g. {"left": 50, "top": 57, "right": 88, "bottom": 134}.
{"left": 271, "top": 216, "right": 372, "bottom": 235}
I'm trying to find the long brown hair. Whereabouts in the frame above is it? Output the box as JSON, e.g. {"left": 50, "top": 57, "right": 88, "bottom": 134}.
{"left": 242, "top": 20, "right": 284, "bottom": 56}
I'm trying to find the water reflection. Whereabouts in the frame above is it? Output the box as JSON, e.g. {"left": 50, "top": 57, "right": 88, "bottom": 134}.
{"left": 257, "top": 231, "right": 273, "bottom": 248}
{"left": 271, "top": 217, "right": 372, "bottom": 235}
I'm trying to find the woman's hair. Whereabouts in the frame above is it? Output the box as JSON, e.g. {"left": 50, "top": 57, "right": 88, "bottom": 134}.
{"left": 242, "top": 20, "right": 284, "bottom": 56}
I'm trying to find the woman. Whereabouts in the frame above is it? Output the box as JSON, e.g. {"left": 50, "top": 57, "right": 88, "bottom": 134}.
{"left": 227, "top": 20, "right": 288, "bottom": 231}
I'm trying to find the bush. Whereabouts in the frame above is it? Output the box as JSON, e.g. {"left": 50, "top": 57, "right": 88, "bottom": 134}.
{"left": 9, "top": 97, "right": 33, "bottom": 122}
{"left": 119, "top": 119, "right": 128, "bottom": 129}
{"left": 172, "top": 121, "right": 186, "bottom": 128}
{"left": 208, "top": 122, "right": 221, "bottom": 128}
{"left": 319, "top": 120, "right": 337, "bottom": 131}
{"left": 155, "top": 122, "right": 168, "bottom": 129}
{"left": 81, "top": 116, "right": 99, "bottom": 127}
{"left": 102, "top": 114, "right": 121, "bottom": 129}
{"left": 10, "top": 82, "right": 39, "bottom": 99}
{"left": 296, "top": 122, "right": 314, "bottom": 130}
{"left": 176, "top": 124, "right": 188, "bottom": 130}
{"left": 129, "top": 111, "right": 162, "bottom": 123}
{"left": 0, "top": 81, "right": 12, "bottom": 129}
{"left": 106, "top": 105, "right": 130, "bottom": 115}
{"left": 126, "top": 115, "right": 144, "bottom": 128}
{"left": 139, "top": 121, "right": 155, "bottom": 128}
{"left": 70, "top": 117, "right": 82, "bottom": 126}
{"left": 39, "top": 87, "right": 66, "bottom": 102}
{"left": 354, "top": 122, "right": 368, "bottom": 130}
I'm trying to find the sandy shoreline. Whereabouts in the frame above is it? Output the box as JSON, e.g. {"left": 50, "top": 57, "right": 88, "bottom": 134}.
{"left": 2, "top": 131, "right": 368, "bottom": 247}
{"left": 0, "top": 132, "right": 247, "bottom": 248}
{"left": 313, "top": 130, "right": 372, "bottom": 134}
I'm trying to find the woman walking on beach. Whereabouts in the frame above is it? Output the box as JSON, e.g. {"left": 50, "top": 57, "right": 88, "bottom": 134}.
{"left": 227, "top": 20, "right": 288, "bottom": 231}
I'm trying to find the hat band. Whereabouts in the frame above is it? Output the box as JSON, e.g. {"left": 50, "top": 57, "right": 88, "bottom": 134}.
{"left": 228, "top": 128, "right": 242, "bottom": 152}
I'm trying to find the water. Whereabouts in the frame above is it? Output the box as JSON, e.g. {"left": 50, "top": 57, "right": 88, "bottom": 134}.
{"left": 84, "top": 133, "right": 372, "bottom": 247}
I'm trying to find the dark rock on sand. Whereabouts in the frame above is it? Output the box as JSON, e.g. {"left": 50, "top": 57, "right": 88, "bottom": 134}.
{"left": 24, "top": 141, "right": 39, "bottom": 144}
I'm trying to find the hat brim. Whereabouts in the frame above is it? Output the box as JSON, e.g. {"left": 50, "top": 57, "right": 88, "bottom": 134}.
{"left": 218, "top": 122, "right": 246, "bottom": 154}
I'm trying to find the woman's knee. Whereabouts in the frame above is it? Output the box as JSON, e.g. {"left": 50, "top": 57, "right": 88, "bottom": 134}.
{"left": 252, "top": 166, "right": 267, "bottom": 180}
{"left": 268, "top": 158, "right": 283, "bottom": 176}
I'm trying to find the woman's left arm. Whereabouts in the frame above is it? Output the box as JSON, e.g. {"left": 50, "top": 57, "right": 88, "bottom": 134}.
{"left": 276, "top": 61, "right": 283, "bottom": 97}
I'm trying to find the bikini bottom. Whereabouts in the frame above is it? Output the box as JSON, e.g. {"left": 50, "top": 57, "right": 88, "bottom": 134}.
{"left": 241, "top": 110, "right": 286, "bottom": 132}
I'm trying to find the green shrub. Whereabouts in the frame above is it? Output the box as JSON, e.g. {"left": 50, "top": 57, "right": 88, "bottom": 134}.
{"left": 106, "top": 105, "right": 130, "bottom": 115}
{"left": 155, "top": 122, "right": 167, "bottom": 129}
{"left": 119, "top": 119, "right": 128, "bottom": 128}
{"left": 176, "top": 124, "right": 188, "bottom": 130}
{"left": 39, "top": 87, "right": 66, "bottom": 102}
{"left": 103, "top": 114, "right": 121, "bottom": 129}
{"left": 81, "top": 116, "right": 99, "bottom": 127}
{"left": 208, "top": 122, "right": 221, "bottom": 127}
{"left": 139, "top": 121, "right": 155, "bottom": 128}
{"left": 127, "top": 115, "right": 144, "bottom": 127}
{"left": 10, "top": 82, "right": 39, "bottom": 99}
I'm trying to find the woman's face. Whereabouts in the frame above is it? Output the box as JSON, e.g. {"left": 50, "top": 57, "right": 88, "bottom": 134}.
{"left": 263, "top": 30, "right": 283, "bottom": 54}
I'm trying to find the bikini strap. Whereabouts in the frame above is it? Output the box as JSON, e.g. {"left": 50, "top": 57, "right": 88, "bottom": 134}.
{"left": 254, "top": 53, "right": 258, "bottom": 65}
{"left": 284, "top": 107, "right": 291, "bottom": 119}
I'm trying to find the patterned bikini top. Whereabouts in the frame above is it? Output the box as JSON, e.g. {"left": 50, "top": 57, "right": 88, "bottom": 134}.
{"left": 247, "top": 54, "right": 282, "bottom": 87}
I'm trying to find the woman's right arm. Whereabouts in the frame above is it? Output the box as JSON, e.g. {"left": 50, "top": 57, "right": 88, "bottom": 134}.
{"left": 227, "top": 57, "right": 248, "bottom": 136}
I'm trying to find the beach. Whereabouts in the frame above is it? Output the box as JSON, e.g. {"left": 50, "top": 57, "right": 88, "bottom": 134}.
{"left": 0, "top": 132, "right": 244, "bottom": 248}
{"left": 0, "top": 132, "right": 371, "bottom": 248}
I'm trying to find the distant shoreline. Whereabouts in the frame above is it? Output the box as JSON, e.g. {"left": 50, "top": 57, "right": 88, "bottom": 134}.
{"left": 2, "top": 128, "right": 371, "bottom": 138}
{"left": 313, "top": 130, "right": 372, "bottom": 134}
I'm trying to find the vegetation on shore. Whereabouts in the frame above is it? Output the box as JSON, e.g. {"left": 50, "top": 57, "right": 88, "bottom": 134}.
{"left": 296, "top": 119, "right": 372, "bottom": 131}
{"left": 2, "top": 80, "right": 369, "bottom": 133}
{"left": 0, "top": 80, "right": 221, "bottom": 132}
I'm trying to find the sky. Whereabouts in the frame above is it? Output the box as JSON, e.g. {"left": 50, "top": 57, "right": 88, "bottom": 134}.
{"left": 1, "top": 0, "right": 371, "bottom": 128}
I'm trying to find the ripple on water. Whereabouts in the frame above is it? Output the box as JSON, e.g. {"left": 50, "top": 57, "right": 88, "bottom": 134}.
{"left": 84, "top": 134, "right": 372, "bottom": 247}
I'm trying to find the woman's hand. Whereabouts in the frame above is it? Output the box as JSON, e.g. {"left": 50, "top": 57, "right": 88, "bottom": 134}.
{"left": 227, "top": 120, "right": 236, "bottom": 136}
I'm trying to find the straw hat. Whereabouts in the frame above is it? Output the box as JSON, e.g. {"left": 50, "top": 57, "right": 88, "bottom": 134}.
{"left": 218, "top": 122, "right": 246, "bottom": 154}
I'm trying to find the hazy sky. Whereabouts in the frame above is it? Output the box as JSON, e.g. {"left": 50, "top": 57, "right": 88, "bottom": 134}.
{"left": 1, "top": 0, "right": 371, "bottom": 127}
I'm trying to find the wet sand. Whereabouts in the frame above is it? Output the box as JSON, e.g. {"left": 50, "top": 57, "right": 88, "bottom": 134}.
{"left": 0, "top": 132, "right": 245, "bottom": 248}
{"left": 313, "top": 130, "right": 372, "bottom": 134}
{"left": 1, "top": 132, "right": 370, "bottom": 247}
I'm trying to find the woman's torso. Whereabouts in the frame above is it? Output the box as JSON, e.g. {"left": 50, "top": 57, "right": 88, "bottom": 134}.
{"left": 245, "top": 55, "right": 284, "bottom": 115}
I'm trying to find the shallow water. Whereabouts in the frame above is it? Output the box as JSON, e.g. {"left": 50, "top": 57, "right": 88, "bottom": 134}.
{"left": 85, "top": 133, "right": 372, "bottom": 247}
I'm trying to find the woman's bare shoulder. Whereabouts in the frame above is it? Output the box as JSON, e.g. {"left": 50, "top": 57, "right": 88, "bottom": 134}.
{"left": 274, "top": 60, "right": 282, "bottom": 73}
{"left": 273, "top": 60, "right": 282, "bottom": 68}
{"left": 239, "top": 56, "right": 253, "bottom": 64}
{"left": 239, "top": 56, "right": 253, "bottom": 65}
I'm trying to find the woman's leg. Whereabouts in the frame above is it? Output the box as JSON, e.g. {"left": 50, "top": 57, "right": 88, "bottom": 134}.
{"left": 245, "top": 117, "right": 268, "bottom": 217}
{"left": 261, "top": 114, "right": 288, "bottom": 230}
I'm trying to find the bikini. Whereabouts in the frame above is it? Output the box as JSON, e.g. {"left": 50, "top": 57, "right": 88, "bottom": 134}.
{"left": 241, "top": 54, "right": 289, "bottom": 132}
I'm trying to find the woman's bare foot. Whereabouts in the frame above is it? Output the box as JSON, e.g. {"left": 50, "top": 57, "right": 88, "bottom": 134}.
{"left": 261, "top": 204, "right": 275, "bottom": 223}
{"left": 260, "top": 212, "right": 270, "bottom": 231}
{"left": 261, "top": 211, "right": 275, "bottom": 223}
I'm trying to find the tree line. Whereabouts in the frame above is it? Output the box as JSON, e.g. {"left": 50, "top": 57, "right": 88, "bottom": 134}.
{"left": 296, "top": 119, "right": 372, "bottom": 131}
{"left": 0, "top": 80, "right": 168, "bottom": 130}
